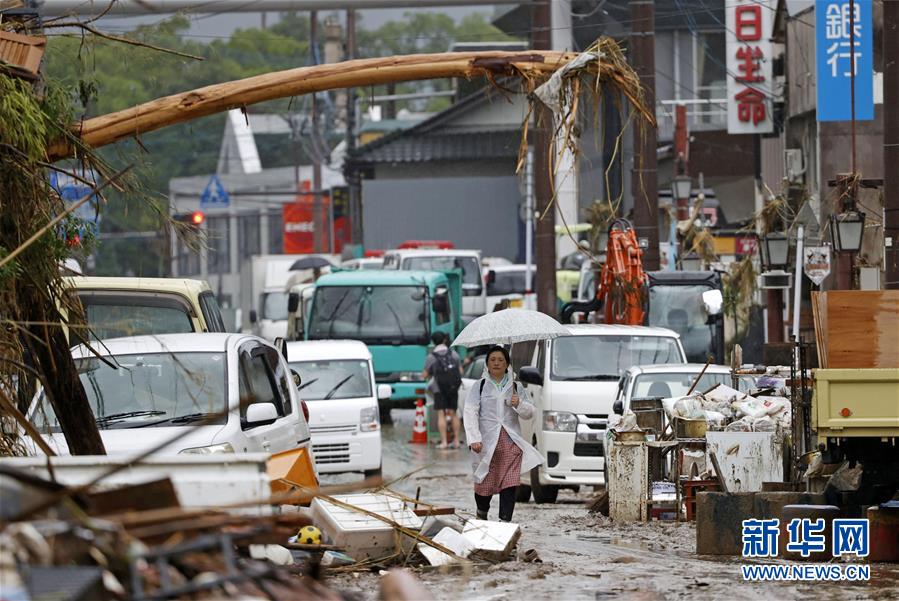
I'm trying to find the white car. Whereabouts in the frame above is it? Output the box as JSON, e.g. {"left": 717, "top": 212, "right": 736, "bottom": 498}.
{"left": 484, "top": 264, "right": 536, "bottom": 312}
{"left": 382, "top": 249, "right": 485, "bottom": 321}
{"left": 28, "top": 334, "right": 314, "bottom": 458}
{"left": 516, "top": 325, "right": 687, "bottom": 503}
{"left": 286, "top": 340, "right": 388, "bottom": 477}
{"left": 341, "top": 257, "right": 384, "bottom": 270}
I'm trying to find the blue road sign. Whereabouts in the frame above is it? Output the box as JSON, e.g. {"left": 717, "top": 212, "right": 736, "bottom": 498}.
{"left": 49, "top": 170, "right": 101, "bottom": 236}
{"left": 816, "top": 0, "right": 874, "bottom": 122}
{"left": 200, "top": 174, "right": 230, "bottom": 209}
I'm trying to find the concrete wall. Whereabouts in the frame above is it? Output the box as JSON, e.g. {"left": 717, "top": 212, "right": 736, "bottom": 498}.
{"left": 361, "top": 175, "right": 522, "bottom": 260}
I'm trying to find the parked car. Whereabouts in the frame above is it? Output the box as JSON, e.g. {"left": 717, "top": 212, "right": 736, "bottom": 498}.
{"left": 516, "top": 324, "right": 687, "bottom": 503}
{"left": 286, "top": 340, "right": 388, "bottom": 477}
{"left": 484, "top": 264, "right": 536, "bottom": 311}
{"left": 458, "top": 353, "right": 487, "bottom": 411}
{"left": 68, "top": 277, "right": 227, "bottom": 342}
{"left": 341, "top": 257, "right": 384, "bottom": 270}
{"left": 28, "top": 334, "right": 314, "bottom": 464}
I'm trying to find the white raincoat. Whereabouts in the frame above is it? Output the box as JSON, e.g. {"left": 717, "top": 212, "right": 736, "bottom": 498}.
{"left": 463, "top": 375, "right": 543, "bottom": 484}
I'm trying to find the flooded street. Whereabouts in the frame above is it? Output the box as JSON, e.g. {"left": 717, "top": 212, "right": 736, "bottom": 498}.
{"left": 321, "top": 410, "right": 899, "bottom": 600}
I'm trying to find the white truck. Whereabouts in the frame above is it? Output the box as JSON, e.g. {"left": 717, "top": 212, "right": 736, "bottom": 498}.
{"left": 243, "top": 254, "right": 338, "bottom": 341}
{"left": 381, "top": 248, "right": 485, "bottom": 323}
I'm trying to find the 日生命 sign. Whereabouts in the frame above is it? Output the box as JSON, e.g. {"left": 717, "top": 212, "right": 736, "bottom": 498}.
{"left": 725, "top": 0, "right": 774, "bottom": 134}
{"left": 816, "top": 0, "right": 874, "bottom": 122}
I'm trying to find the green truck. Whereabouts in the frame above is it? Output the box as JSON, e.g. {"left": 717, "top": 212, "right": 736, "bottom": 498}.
{"left": 305, "top": 270, "right": 465, "bottom": 417}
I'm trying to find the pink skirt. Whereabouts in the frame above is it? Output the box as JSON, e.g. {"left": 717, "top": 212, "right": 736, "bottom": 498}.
{"left": 474, "top": 428, "right": 523, "bottom": 496}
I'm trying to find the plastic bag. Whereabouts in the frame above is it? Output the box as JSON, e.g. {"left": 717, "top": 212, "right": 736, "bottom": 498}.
{"left": 733, "top": 398, "right": 771, "bottom": 419}
{"left": 752, "top": 415, "right": 777, "bottom": 432}
{"left": 673, "top": 396, "right": 706, "bottom": 419}
{"left": 724, "top": 416, "right": 755, "bottom": 432}
{"left": 703, "top": 410, "right": 727, "bottom": 430}
{"left": 703, "top": 384, "right": 747, "bottom": 404}
{"left": 613, "top": 410, "right": 639, "bottom": 432}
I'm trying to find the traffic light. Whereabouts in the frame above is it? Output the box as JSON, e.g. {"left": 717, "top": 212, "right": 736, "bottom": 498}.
{"left": 173, "top": 211, "right": 205, "bottom": 229}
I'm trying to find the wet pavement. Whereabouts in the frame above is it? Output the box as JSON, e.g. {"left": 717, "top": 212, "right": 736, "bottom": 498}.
{"left": 320, "top": 410, "right": 899, "bottom": 600}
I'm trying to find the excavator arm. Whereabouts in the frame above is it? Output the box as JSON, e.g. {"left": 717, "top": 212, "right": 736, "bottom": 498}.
{"left": 560, "top": 219, "right": 647, "bottom": 325}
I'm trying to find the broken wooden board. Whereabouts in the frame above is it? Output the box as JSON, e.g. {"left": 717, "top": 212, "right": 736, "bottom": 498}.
{"left": 417, "top": 528, "right": 475, "bottom": 566}
{"left": 813, "top": 291, "right": 899, "bottom": 368}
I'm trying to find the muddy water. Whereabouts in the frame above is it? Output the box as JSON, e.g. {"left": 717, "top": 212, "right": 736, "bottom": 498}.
{"left": 320, "top": 411, "right": 899, "bottom": 600}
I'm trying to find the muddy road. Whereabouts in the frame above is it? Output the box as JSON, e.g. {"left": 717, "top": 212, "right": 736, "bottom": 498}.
{"left": 319, "top": 410, "right": 899, "bottom": 600}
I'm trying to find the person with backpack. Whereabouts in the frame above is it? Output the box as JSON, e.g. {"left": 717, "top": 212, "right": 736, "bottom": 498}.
{"left": 463, "top": 345, "right": 542, "bottom": 522}
{"left": 421, "top": 331, "right": 464, "bottom": 449}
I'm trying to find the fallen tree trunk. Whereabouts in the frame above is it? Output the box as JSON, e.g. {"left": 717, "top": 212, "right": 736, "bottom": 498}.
{"left": 49, "top": 50, "right": 581, "bottom": 159}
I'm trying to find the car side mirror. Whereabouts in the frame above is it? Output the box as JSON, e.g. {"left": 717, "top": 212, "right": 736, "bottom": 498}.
{"left": 290, "top": 369, "right": 302, "bottom": 388}
{"left": 486, "top": 270, "right": 496, "bottom": 285}
{"left": 287, "top": 293, "right": 300, "bottom": 313}
{"left": 702, "top": 289, "right": 723, "bottom": 316}
{"left": 246, "top": 402, "right": 278, "bottom": 425}
{"left": 519, "top": 366, "right": 543, "bottom": 387}
{"left": 249, "top": 309, "right": 258, "bottom": 324}
{"left": 377, "top": 384, "right": 392, "bottom": 400}
{"left": 613, "top": 399, "right": 624, "bottom": 415}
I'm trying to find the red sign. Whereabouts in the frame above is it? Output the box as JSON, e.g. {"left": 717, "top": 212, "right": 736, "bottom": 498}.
{"left": 736, "top": 236, "right": 758, "bottom": 256}
{"left": 283, "top": 181, "right": 329, "bottom": 254}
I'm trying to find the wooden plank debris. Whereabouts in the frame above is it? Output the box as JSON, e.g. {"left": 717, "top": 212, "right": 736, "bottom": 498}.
{"left": 813, "top": 291, "right": 899, "bottom": 368}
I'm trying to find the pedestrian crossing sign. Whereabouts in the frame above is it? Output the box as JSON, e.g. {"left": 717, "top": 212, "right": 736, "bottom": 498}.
{"left": 200, "top": 174, "right": 229, "bottom": 208}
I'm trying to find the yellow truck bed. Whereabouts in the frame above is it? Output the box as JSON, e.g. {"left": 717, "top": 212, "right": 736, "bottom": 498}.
{"left": 813, "top": 369, "right": 899, "bottom": 438}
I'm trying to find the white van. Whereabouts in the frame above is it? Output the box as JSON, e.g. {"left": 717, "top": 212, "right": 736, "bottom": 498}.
{"left": 286, "top": 340, "right": 389, "bottom": 477}
{"left": 28, "top": 334, "right": 315, "bottom": 461}
{"left": 382, "top": 249, "right": 485, "bottom": 321}
{"left": 516, "top": 325, "right": 687, "bottom": 503}
{"left": 484, "top": 264, "right": 536, "bottom": 312}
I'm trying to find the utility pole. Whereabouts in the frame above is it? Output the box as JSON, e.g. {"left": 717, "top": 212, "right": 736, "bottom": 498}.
{"left": 533, "top": 0, "right": 557, "bottom": 316}
{"left": 885, "top": 0, "right": 899, "bottom": 290}
{"left": 345, "top": 8, "right": 362, "bottom": 253}
{"left": 630, "top": 0, "right": 660, "bottom": 270}
{"left": 311, "top": 11, "right": 324, "bottom": 254}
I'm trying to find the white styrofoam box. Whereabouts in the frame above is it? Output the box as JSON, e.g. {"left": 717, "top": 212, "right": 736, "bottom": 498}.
{"left": 705, "top": 431, "right": 783, "bottom": 492}
{"left": 460, "top": 519, "right": 520, "bottom": 559}
{"left": 418, "top": 527, "right": 475, "bottom": 566}
{"left": 309, "top": 493, "right": 423, "bottom": 561}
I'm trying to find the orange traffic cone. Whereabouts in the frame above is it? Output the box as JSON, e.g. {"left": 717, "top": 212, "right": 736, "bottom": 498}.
{"left": 410, "top": 399, "right": 428, "bottom": 444}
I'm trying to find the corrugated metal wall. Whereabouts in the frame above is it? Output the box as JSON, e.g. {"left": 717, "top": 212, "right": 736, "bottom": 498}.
{"left": 760, "top": 133, "right": 786, "bottom": 194}
{"left": 362, "top": 175, "right": 522, "bottom": 259}
{"left": 787, "top": 9, "right": 817, "bottom": 117}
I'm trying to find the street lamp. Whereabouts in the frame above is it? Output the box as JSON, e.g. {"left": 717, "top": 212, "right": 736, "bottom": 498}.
{"left": 760, "top": 231, "right": 791, "bottom": 271}
{"left": 829, "top": 210, "right": 866, "bottom": 252}
{"left": 671, "top": 175, "right": 692, "bottom": 221}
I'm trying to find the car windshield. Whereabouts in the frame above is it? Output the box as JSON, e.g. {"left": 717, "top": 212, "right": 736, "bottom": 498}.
{"left": 31, "top": 352, "right": 228, "bottom": 431}
{"left": 79, "top": 296, "right": 194, "bottom": 340}
{"left": 263, "top": 291, "right": 289, "bottom": 321}
{"left": 290, "top": 359, "right": 372, "bottom": 400}
{"left": 551, "top": 335, "right": 684, "bottom": 380}
{"left": 487, "top": 269, "right": 530, "bottom": 296}
{"left": 403, "top": 256, "right": 482, "bottom": 291}
{"left": 647, "top": 284, "right": 713, "bottom": 363}
{"left": 631, "top": 372, "right": 734, "bottom": 399}
{"left": 307, "top": 285, "right": 429, "bottom": 344}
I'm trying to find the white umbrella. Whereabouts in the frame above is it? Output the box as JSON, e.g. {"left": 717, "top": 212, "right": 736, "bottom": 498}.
{"left": 452, "top": 309, "right": 570, "bottom": 348}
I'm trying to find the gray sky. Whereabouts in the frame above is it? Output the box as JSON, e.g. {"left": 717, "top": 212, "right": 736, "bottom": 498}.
{"left": 95, "top": 6, "right": 499, "bottom": 41}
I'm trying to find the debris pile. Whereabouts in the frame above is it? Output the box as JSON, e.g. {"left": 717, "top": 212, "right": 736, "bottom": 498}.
{"left": 0, "top": 465, "right": 525, "bottom": 599}
{"left": 661, "top": 376, "right": 792, "bottom": 433}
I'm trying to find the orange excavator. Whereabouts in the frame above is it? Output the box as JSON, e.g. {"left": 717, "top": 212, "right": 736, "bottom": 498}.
{"left": 561, "top": 218, "right": 647, "bottom": 325}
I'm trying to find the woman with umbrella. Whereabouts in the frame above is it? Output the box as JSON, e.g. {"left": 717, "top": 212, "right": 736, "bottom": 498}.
{"left": 463, "top": 345, "right": 543, "bottom": 522}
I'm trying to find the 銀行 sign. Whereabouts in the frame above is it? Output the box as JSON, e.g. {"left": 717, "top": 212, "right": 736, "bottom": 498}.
{"left": 816, "top": 0, "right": 874, "bottom": 122}
{"left": 725, "top": 0, "right": 774, "bottom": 134}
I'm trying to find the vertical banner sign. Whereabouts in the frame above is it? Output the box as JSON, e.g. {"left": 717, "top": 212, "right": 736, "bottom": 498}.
{"left": 815, "top": 0, "right": 874, "bottom": 121}
{"left": 725, "top": 0, "right": 774, "bottom": 134}
{"left": 283, "top": 181, "right": 315, "bottom": 254}
{"left": 330, "top": 186, "right": 350, "bottom": 255}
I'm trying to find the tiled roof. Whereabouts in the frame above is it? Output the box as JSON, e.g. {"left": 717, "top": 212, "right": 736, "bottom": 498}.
{"left": 354, "top": 129, "right": 520, "bottom": 164}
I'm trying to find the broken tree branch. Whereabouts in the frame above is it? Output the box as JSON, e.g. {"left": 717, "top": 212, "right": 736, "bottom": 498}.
{"left": 47, "top": 50, "right": 583, "bottom": 159}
